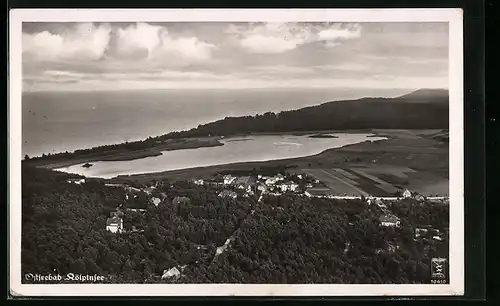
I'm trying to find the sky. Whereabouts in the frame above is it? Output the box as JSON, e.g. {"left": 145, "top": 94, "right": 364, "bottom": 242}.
{"left": 21, "top": 22, "right": 449, "bottom": 92}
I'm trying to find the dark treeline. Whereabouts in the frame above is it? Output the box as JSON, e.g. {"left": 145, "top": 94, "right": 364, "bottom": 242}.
{"left": 22, "top": 165, "right": 448, "bottom": 284}
{"left": 164, "top": 90, "right": 449, "bottom": 138}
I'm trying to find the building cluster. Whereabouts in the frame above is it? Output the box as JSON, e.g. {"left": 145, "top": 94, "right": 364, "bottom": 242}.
{"left": 106, "top": 211, "right": 123, "bottom": 233}
{"left": 67, "top": 178, "right": 86, "bottom": 185}
{"left": 379, "top": 214, "right": 401, "bottom": 227}
{"left": 192, "top": 172, "right": 319, "bottom": 199}
{"left": 414, "top": 226, "right": 445, "bottom": 241}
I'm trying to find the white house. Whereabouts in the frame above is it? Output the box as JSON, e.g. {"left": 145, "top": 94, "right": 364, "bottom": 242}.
{"left": 161, "top": 267, "right": 181, "bottom": 279}
{"left": 415, "top": 228, "right": 429, "bottom": 238}
{"left": 279, "top": 182, "right": 299, "bottom": 192}
{"left": 126, "top": 208, "right": 147, "bottom": 212}
{"left": 67, "top": 178, "right": 85, "bottom": 185}
{"left": 379, "top": 214, "right": 401, "bottom": 227}
{"left": 402, "top": 189, "right": 412, "bottom": 198}
{"left": 218, "top": 190, "right": 238, "bottom": 199}
{"left": 151, "top": 197, "right": 161, "bottom": 206}
{"left": 106, "top": 217, "right": 123, "bottom": 233}
{"left": 415, "top": 194, "right": 425, "bottom": 201}
{"left": 265, "top": 177, "right": 277, "bottom": 185}
{"left": 223, "top": 175, "right": 236, "bottom": 185}
{"left": 257, "top": 183, "right": 267, "bottom": 192}
{"left": 193, "top": 178, "right": 204, "bottom": 185}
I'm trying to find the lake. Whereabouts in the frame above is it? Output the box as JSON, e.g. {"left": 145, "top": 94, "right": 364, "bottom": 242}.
{"left": 55, "top": 133, "right": 387, "bottom": 178}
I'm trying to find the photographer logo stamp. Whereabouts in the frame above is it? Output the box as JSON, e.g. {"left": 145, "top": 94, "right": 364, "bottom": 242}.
{"left": 431, "top": 258, "right": 447, "bottom": 282}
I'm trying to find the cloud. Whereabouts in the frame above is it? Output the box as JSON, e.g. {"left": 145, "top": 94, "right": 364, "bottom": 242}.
{"left": 317, "top": 23, "right": 361, "bottom": 41}
{"left": 109, "top": 22, "right": 162, "bottom": 59}
{"left": 23, "top": 22, "right": 217, "bottom": 65}
{"left": 21, "top": 22, "right": 448, "bottom": 92}
{"left": 106, "top": 23, "right": 217, "bottom": 61}
{"left": 227, "top": 22, "right": 361, "bottom": 54}
{"left": 23, "top": 23, "right": 112, "bottom": 61}
{"left": 156, "top": 34, "right": 216, "bottom": 60}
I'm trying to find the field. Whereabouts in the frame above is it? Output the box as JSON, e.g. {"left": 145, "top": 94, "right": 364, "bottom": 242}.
{"left": 303, "top": 165, "right": 448, "bottom": 197}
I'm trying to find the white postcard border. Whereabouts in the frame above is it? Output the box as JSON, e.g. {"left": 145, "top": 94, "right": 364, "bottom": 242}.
{"left": 9, "top": 8, "right": 464, "bottom": 297}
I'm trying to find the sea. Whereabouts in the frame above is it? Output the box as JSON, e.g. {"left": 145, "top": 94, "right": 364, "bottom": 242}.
{"left": 22, "top": 88, "right": 407, "bottom": 158}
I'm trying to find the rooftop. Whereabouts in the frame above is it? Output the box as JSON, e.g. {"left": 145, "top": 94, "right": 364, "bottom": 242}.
{"left": 234, "top": 176, "right": 251, "bottom": 184}
{"left": 379, "top": 214, "right": 400, "bottom": 223}
{"left": 219, "top": 190, "right": 238, "bottom": 198}
{"left": 106, "top": 217, "right": 122, "bottom": 226}
{"left": 173, "top": 196, "right": 190, "bottom": 204}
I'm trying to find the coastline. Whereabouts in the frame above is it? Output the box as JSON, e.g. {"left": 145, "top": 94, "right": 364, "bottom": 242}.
{"left": 24, "top": 137, "right": 224, "bottom": 169}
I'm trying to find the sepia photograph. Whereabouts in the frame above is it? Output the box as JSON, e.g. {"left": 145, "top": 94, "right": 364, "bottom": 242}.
{"left": 9, "top": 9, "right": 464, "bottom": 296}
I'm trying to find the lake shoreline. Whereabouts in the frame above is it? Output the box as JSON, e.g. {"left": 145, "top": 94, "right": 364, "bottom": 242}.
{"left": 24, "top": 137, "right": 224, "bottom": 170}
{"left": 105, "top": 128, "right": 448, "bottom": 184}
{"left": 24, "top": 129, "right": 378, "bottom": 170}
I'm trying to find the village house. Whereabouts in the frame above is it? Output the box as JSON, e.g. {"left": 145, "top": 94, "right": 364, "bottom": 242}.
{"left": 402, "top": 189, "right": 412, "bottom": 198}
{"left": 126, "top": 208, "right": 147, "bottom": 213}
{"left": 415, "top": 228, "right": 429, "bottom": 238}
{"left": 379, "top": 214, "right": 401, "bottom": 227}
{"left": 193, "top": 178, "right": 204, "bottom": 185}
{"left": 218, "top": 190, "right": 238, "bottom": 199}
{"left": 172, "top": 196, "right": 190, "bottom": 205}
{"left": 264, "top": 173, "right": 285, "bottom": 186}
{"left": 67, "top": 178, "right": 85, "bottom": 185}
{"left": 223, "top": 175, "right": 236, "bottom": 185}
{"left": 279, "top": 181, "right": 299, "bottom": 192}
{"left": 433, "top": 235, "right": 443, "bottom": 241}
{"left": 415, "top": 194, "right": 425, "bottom": 201}
{"left": 143, "top": 186, "right": 156, "bottom": 195}
{"left": 234, "top": 176, "right": 254, "bottom": 191}
{"left": 257, "top": 183, "right": 267, "bottom": 192}
{"left": 265, "top": 177, "right": 278, "bottom": 185}
{"left": 151, "top": 197, "right": 161, "bottom": 207}
{"left": 106, "top": 217, "right": 123, "bottom": 233}
{"left": 161, "top": 267, "right": 181, "bottom": 279}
